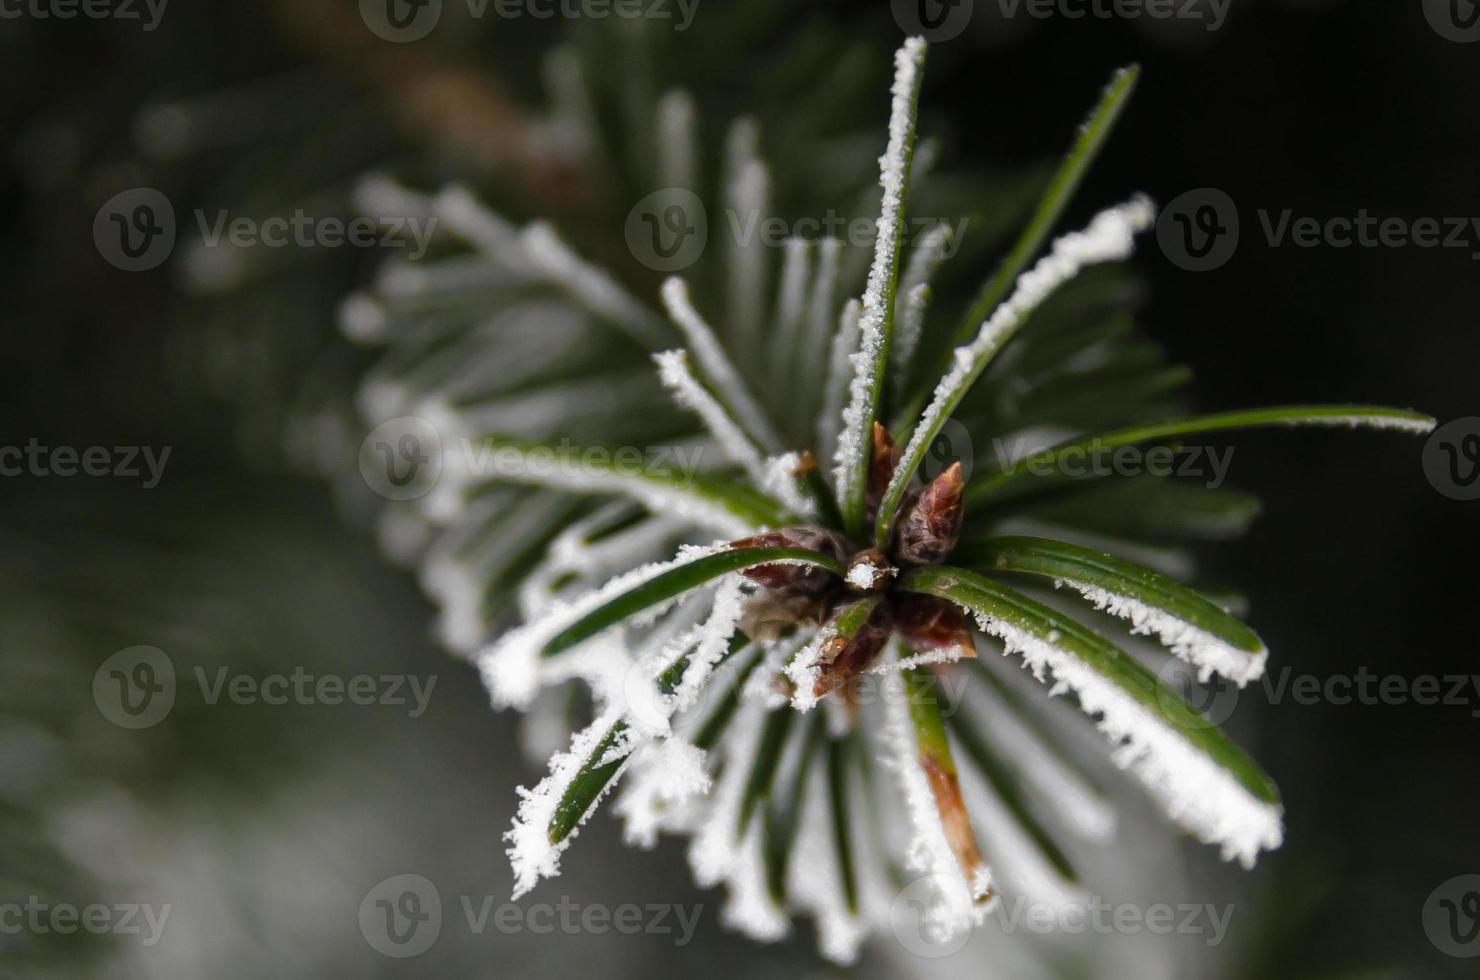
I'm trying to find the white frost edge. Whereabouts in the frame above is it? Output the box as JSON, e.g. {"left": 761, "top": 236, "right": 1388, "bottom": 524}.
{"left": 660, "top": 277, "right": 784, "bottom": 452}
{"left": 831, "top": 37, "right": 927, "bottom": 504}
{"left": 476, "top": 544, "right": 726, "bottom": 710}
{"left": 759, "top": 452, "right": 816, "bottom": 519}
{"left": 505, "top": 706, "right": 634, "bottom": 899}
{"left": 866, "top": 647, "right": 969, "bottom": 675}
{"left": 784, "top": 627, "right": 838, "bottom": 714}
{"left": 480, "top": 442, "right": 758, "bottom": 539}
{"left": 655, "top": 349, "right": 771, "bottom": 487}
{"left": 786, "top": 761, "right": 868, "bottom": 964}
{"left": 960, "top": 678, "right": 1118, "bottom": 843}
{"left": 893, "top": 195, "right": 1156, "bottom": 509}
{"left": 688, "top": 697, "right": 768, "bottom": 886}
{"left": 890, "top": 221, "right": 950, "bottom": 392}
{"left": 613, "top": 738, "right": 712, "bottom": 850}
{"left": 520, "top": 221, "right": 668, "bottom": 347}
{"left": 971, "top": 613, "right": 1284, "bottom": 869}
{"left": 1060, "top": 579, "right": 1268, "bottom": 687}
{"left": 819, "top": 298, "right": 862, "bottom": 467}
{"left": 1280, "top": 413, "right": 1435, "bottom": 435}
{"left": 954, "top": 750, "right": 1086, "bottom": 911}
{"left": 878, "top": 665, "right": 995, "bottom": 941}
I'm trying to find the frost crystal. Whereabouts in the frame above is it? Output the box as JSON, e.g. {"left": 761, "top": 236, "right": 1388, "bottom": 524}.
{"left": 831, "top": 37, "right": 925, "bottom": 511}
{"left": 1064, "top": 581, "right": 1268, "bottom": 686}
{"left": 879, "top": 665, "right": 995, "bottom": 941}
{"left": 971, "top": 614, "right": 1284, "bottom": 868}
{"left": 506, "top": 707, "right": 632, "bottom": 899}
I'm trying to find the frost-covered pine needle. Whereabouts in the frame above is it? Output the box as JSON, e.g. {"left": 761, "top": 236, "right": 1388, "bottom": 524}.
{"left": 657, "top": 89, "right": 698, "bottom": 191}
{"left": 890, "top": 221, "right": 951, "bottom": 394}
{"left": 1061, "top": 581, "right": 1268, "bottom": 686}
{"left": 971, "top": 613, "right": 1284, "bottom": 868}
{"left": 878, "top": 666, "right": 995, "bottom": 940}
{"left": 520, "top": 221, "right": 668, "bottom": 346}
{"left": 477, "top": 544, "right": 727, "bottom": 710}
{"left": 506, "top": 706, "right": 631, "bottom": 899}
{"left": 660, "top": 277, "right": 784, "bottom": 451}
{"left": 819, "top": 298, "right": 862, "bottom": 465}
{"left": 655, "top": 349, "right": 771, "bottom": 483}
{"left": 881, "top": 195, "right": 1155, "bottom": 539}
{"left": 833, "top": 37, "right": 926, "bottom": 531}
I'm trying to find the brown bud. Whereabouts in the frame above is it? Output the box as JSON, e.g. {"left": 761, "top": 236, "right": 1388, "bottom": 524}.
{"left": 866, "top": 422, "right": 902, "bottom": 522}
{"left": 730, "top": 526, "right": 847, "bottom": 596}
{"left": 892, "top": 462, "right": 965, "bottom": 566}
{"left": 894, "top": 594, "right": 976, "bottom": 659}
{"left": 812, "top": 608, "right": 891, "bottom": 700}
